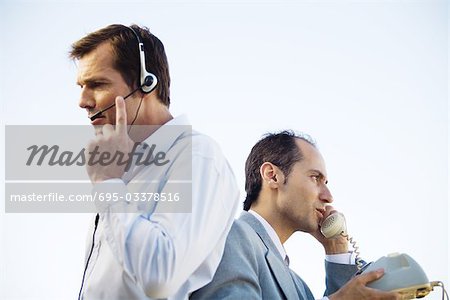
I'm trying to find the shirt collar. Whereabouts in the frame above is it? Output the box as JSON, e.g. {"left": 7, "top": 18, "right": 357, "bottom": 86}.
{"left": 122, "top": 115, "right": 190, "bottom": 183}
{"left": 249, "top": 210, "right": 287, "bottom": 263}
{"left": 141, "top": 114, "right": 191, "bottom": 155}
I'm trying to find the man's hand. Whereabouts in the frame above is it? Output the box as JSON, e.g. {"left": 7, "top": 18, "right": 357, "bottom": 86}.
{"left": 310, "top": 206, "right": 349, "bottom": 254}
{"left": 329, "top": 269, "right": 402, "bottom": 300}
{"left": 86, "top": 96, "right": 134, "bottom": 183}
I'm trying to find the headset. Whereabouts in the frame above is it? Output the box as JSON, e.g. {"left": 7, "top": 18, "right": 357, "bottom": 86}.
{"left": 89, "top": 25, "right": 158, "bottom": 121}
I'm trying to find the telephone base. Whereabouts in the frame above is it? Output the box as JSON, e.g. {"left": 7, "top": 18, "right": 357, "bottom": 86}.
{"left": 361, "top": 253, "right": 434, "bottom": 299}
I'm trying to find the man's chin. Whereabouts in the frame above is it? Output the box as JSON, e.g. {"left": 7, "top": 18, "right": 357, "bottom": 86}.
{"left": 93, "top": 125, "right": 104, "bottom": 135}
{"left": 297, "top": 225, "right": 317, "bottom": 234}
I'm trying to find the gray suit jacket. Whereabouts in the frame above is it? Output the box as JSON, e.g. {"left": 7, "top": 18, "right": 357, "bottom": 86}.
{"left": 191, "top": 212, "right": 357, "bottom": 299}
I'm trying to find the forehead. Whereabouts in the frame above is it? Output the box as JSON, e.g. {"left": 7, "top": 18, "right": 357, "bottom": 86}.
{"left": 76, "top": 42, "right": 117, "bottom": 82}
{"left": 295, "top": 139, "right": 327, "bottom": 176}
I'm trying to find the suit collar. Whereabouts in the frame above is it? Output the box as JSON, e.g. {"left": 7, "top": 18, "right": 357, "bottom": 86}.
{"left": 239, "top": 211, "right": 300, "bottom": 300}
{"left": 248, "top": 210, "right": 287, "bottom": 261}
{"left": 239, "top": 211, "right": 284, "bottom": 259}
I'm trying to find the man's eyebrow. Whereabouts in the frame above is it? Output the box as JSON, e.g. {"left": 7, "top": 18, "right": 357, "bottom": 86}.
{"left": 76, "top": 76, "right": 111, "bottom": 86}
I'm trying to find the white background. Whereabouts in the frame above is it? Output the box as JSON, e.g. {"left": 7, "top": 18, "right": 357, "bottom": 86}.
{"left": 0, "top": 0, "right": 448, "bottom": 299}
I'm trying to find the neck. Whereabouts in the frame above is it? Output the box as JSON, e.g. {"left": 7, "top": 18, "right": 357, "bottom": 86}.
{"left": 251, "top": 203, "right": 294, "bottom": 244}
{"left": 128, "top": 101, "right": 173, "bottom": 142}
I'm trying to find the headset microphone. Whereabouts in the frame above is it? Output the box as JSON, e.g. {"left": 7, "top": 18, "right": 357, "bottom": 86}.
{"left": 89, "top": 84, "right": 142, "bottom": 121}
{"left": 88, "top": 25, "right": 158, "bottom": 121}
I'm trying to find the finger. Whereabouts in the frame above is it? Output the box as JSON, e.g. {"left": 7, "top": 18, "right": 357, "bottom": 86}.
{"left": 378, "top": 290, "right": 403, "bottom": 300}
{"left": 367, "top": 288, "right": 403, "bottom": 300}
{"left": 86, "top": 138, "right": 98, "bottom": 153}
{"left": 322, "top": 205, "right": 337, "bottom": 219}
{"left": 115, "top": 96, "right": 127, "bottom": 134}
{"left": 358, "top": 268, "right": 385, "bottom": 285}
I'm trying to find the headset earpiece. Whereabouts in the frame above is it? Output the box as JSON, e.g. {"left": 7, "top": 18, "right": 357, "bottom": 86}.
{"left": 141, "top": 73, "right": 157, "bottom": 93}
{"left": 128, "top": 26, "right": 158, "bottom": 94}
{"left": 143, "top": 75, "right": 154, "bottom": 88}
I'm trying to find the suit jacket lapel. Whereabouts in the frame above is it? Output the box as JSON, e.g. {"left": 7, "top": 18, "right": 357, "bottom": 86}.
{"left": 239, "top": 212, "right": 300, "bottom": 300}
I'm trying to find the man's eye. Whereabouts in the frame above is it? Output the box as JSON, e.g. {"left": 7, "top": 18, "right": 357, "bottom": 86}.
{"left": 312, "top": 175, "right": 320, "bottom": 181}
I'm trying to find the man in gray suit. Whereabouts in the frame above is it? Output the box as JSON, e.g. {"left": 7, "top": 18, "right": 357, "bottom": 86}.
{"left": 191, "top": 131, "right": 401, "bottom": 300}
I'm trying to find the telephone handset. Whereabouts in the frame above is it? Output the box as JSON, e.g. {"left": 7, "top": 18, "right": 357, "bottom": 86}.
{"left": 320, "top": 212, "right": 363, "bottom": 270}
{"left": 320, "top": 212, "right": 347, "bottom": 239}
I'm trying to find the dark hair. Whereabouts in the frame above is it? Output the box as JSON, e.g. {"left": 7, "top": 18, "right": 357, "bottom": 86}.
{"left": 243, "top": 130, "right": 316, "bottom": 211}
{"left": 69, "top": 24, "right": 170, "bottom": 106}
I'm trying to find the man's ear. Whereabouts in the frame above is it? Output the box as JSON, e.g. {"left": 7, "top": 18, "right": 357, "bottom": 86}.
{"left": 260, "top": 162, "right": 285, "bottom": 188}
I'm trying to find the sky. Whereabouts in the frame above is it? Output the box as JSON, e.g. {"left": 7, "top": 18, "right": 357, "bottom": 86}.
{"left": 0, "top": 0, "right": 448, "bottom": 299}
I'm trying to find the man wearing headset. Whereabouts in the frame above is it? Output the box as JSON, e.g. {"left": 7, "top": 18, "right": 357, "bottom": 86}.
{"left": 70, "top": 24, "right": 239, "bottom": 299}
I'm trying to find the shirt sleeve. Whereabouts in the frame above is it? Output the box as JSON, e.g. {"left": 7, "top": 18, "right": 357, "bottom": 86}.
{"left": 93, "top": 138, "right": 239, "bottom": 298}
{"left": 325, "top": 252, "right": 355, "bottom": 265}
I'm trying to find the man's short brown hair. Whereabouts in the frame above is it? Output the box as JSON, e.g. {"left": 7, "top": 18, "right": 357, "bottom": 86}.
{"left": 243, "top": 130, "right": 316, "bottom": 211}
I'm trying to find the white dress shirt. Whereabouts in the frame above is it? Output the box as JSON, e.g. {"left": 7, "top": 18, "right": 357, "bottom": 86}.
{"left": 80, "top": 115, "right": 240, "bottom": 300}
{"left": 248, "top": 210, "right": 354, "bottom": 300}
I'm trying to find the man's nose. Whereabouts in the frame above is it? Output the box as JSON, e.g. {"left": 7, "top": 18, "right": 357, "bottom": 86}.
{"left": 320, "top": 184, "right": 333, "bottom": 203}
{"left": 78, "top": 87, "right": 95, "bottom": 109}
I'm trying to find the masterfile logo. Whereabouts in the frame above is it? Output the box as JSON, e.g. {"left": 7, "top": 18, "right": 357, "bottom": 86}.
{"left": 4, "top": 125, "right": 192, "bottom": 213}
